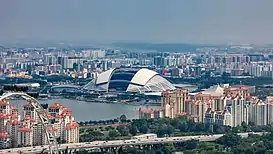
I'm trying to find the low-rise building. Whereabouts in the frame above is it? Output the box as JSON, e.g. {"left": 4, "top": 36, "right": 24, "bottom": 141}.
{"left": 139, "top": 108, "right": 164, "bottom": 119}
{"left": 132, "top": 134, "right": 157, "bottom": 140}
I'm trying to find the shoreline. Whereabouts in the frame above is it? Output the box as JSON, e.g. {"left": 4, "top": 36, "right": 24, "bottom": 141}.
{"left": 38, "top": 96, "right": 161, "bottom": 106}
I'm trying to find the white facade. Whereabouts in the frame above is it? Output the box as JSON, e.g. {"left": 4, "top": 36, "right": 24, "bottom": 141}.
{"left": 249, "top": 101, "right": 268, "bottom": 126}
{"left": 84, "top": 68, "right": 176, "bottom": 93}
{"left": 226, "top": 97, "right": 249, "bottom": 127}
{"left": 204, "top": 108, "right": 232, "bottom": 127}
{"left": 132, "top": 134, "right": 157, "bottom": 140}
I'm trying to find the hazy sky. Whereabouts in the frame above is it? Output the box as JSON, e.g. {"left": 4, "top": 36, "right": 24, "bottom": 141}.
{"left": 1, "top": 0, "right": 273, "bottom": 44}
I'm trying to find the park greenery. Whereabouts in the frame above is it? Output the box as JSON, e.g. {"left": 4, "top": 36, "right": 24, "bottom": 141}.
{"left": 78, "top": 115, "right": 273, "bottom": 153}
{"left": 79, "top": 116, "right": 272, "bottom": 142}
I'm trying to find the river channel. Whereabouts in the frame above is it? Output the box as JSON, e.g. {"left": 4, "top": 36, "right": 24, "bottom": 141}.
{"left": 11, "top": 99, "right": 157, "bottom": 121}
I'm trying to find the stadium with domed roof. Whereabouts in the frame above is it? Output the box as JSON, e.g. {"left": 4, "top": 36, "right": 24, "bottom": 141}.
{"left": 83, "top": 68, "right": 176, "bottom": 93}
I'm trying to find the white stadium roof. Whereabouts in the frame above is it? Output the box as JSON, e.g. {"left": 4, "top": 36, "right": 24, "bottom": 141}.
{"left": 84, "top": 68, "right": 175, "bottom": 93}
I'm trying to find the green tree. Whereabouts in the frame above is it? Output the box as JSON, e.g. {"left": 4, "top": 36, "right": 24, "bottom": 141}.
{"left": 216, "top": 133, "right": 242, "bottom": 147}
{"left": 117, "top": 125, "right": 129, "bottom": 136}
{"left": 232, "top": 142, "right": 253, "bottom": 154}
{"left": 198, "top": 123, "right": 207, "bottom": 132}
{"left": 156, "top": 124, "right": 174, "bottom": 137}
{"left": 75, "top": 149, "right": 89, "bottom": 154}
{"left": 120, "top": 114, "right": 127, "bottom": 123}
{"left": 129, "top": 126, "right": 138, "bottom": 136}
{"left": 184, "top": 139, "right": 199, "bottom": 150}
{"left": 0, "top": 89, "right": 4, "bottom": 96}
{"left": 120, "top": 146, "right": 138, "bottom": 154}
{"left": 109, "top": 129, "right": 120, "bottom": 138}
{"left": 266, "top": 150, "right": 273, "bottom": 154}
{"left": 105, "top": 126, "right": 114, "bottom": 131}
{"left": 183, "top": 150, "right": 198, "bottom": 154}
{"left": 253, "top": 142, "right": 267, "bottom": 154}
{"left": 139, "top": 124, "right": 148, "bottom": 134}
{"left": 178, "top": 122, "right": 188, "bottom": 132}
{"left": 162, "top": 143, "right": 175, "bottom": 154}
{"left": 170, "top": 117, "right": 182, "bottom": 128}
{"left": 241, "top": 121, "right": 250, "bottom": 132}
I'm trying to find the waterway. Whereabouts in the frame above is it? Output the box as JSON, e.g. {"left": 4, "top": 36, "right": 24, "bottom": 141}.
{"left": 11, "top": 99, "right": 157, "bottom": 122}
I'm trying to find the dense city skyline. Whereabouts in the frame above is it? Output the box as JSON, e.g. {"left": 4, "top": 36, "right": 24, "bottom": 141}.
{"left": 3, "top": 1, "right": 273, "bottom": 153}
{"left": 1, "top": 0, "right": 273, "bottom": 44}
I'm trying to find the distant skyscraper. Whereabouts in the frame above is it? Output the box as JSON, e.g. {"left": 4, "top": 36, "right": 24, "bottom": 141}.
{"left": 0, "top": 46, "right": 4, "bottom": 58}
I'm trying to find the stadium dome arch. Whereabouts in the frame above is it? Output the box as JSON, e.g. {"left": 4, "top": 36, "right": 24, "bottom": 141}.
{"left": 83, "top": 68, "right": 176, "bottom": 93}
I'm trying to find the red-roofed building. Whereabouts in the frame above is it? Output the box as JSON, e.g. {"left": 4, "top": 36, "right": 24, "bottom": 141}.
{"left": 18, "top": 127, "right": 32, "bottom": 146}
{"left": 0, "top": 131, "right": 10, "bottom": 148}
{"left": 161, "top": 89, "right": 189, "bottom": 119}
{"left": 64, "top": 121, "right": 79, "bottom": 143}
{"left": 204, "top": 108, "right": 232, "bottom": 127}
{"left": 0, "top": 100, "right": 79, "bottom": 149}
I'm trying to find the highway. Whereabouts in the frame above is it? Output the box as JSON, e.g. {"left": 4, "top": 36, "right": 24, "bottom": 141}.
{"left": 0, "top": 132, "right": 265, "bottom": 154}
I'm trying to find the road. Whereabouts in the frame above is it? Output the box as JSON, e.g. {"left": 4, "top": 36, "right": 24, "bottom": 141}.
{"left": 0, "top": 132, "right": 265, "bottom": 154}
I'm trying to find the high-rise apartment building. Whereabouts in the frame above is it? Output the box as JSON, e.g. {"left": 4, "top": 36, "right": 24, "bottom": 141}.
{"left": 249, "top": 100, "right": 267, "bottom": 126}
{"left": 139, "top": 84, "right": 269, "bottom": 129}
{"left": 161, "top": 89, "right": 189, "bottom": 118}
{"left": 267, "top": 96, "right": 273, "bottom": 125}
{"left": 0, "top": 100, "right": 79, "bottom": 149}
{"left": 204, "top": 108, "right": 232, "bottom": 127}
{"left": 225, "top": 96, "right": 249, "bottom": 127}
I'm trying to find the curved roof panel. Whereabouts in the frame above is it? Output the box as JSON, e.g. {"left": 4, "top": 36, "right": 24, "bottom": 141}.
{"left": 84, "top": 68, "right": 175, "bottom": 93}
{"left": 96, "top": 68, "right": 115, "bottom": 84}
{"left": 130, "top": 68, "right": 158, "bottom": 86}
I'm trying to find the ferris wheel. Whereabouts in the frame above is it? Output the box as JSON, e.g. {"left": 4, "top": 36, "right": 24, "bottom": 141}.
{"left": 0, "top": 92, "right": 59, "bottom": 154}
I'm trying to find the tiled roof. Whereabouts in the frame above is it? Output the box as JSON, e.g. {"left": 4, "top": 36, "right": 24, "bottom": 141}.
{"left": 18, "top": 127, "right": 31, "bottom": 132}
{"left": 153, "top": 108, "right": 163, "bottom": 112}
{"left": 0, "top": 112, "right": 9, "bottom": 119}
{"left": 49, "top": 102, "right": 63, "bottom": 109}
{"left": 11, "top": 114, "right": 19, "bottom": 120}
{"left": 11, "top": 120, "right": 20, "bottom": 125}
{"left": 139, "top": 109, "right": 152, "bottom": 113}
{"left": 245, "top": 95, "right": 253, "bottom": 99}
{"left": 0, "top": 131, "right": 9, "bottom": 138}
{"left": 23, "top": 115, "right": 35, "bottom": 122}
{"left": 65, "top": 121, "right": 79, "bottom": 130}
{"left": 0, "top": 100, "right": 9, "bottom": 106}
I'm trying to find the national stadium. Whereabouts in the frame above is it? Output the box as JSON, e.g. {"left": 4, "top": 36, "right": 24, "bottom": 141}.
{"left": 83, "top": 68, "right": 176, "bottom": 93}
